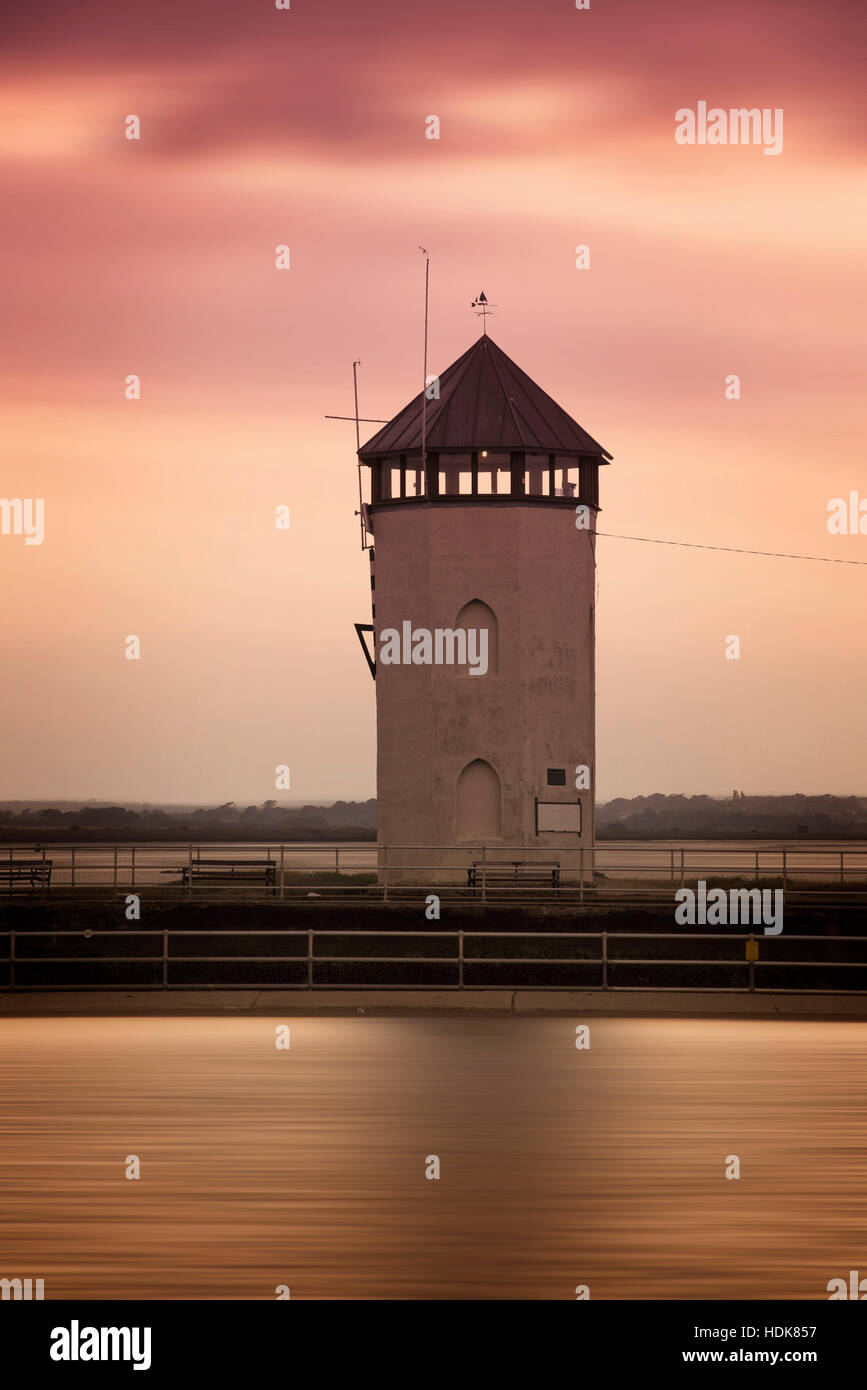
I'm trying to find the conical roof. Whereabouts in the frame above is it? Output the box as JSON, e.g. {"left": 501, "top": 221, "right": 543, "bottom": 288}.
{"left": 358, "top": 335, "right": 611, "bottom": 460}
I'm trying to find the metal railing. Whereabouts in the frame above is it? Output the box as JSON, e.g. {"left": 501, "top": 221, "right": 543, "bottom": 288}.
{"left": 3, "top": 842, "right": 867, "bottom": 901}
{"left": 1, "top": 929, "right": 866, "bottom": 993}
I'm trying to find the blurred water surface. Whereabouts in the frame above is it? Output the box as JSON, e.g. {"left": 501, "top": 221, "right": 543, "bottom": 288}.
{"left": 0, "top": 1016, "right": 864, "bottom": 1299}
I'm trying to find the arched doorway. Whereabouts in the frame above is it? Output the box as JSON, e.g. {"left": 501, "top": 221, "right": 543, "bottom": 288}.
{"left": 456, "top": 759, "right": 501, "bottom": 839}
{"left": 456, "top": 599, "right": 498, "bottom": 674}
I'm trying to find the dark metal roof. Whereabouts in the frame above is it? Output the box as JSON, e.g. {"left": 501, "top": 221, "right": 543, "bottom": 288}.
{"left": 358, "top": 335, "right": 612, "bottom": 460}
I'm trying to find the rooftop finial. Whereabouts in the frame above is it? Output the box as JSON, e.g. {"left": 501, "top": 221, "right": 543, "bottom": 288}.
{"left": 471, "top": 290, "right": 496, "bottom": 335}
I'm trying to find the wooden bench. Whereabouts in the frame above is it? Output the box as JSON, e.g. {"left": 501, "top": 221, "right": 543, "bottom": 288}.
{"left": 2, "top": 859, "right": 52, "bottom": 891}
{"left": 164, "top": 859, "right": 277, "bottom": 890}
{"left": 468, "top": 861, "right": 560, "bottom": 894}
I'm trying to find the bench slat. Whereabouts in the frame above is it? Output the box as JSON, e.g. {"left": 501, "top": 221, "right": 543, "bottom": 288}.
{"left": 2, "top": 860, "right": 53, "bottom": 890}
{"left": 467, "top": 861, "right": 560, "bottom": 890}
{"left": 175, "top": 861, "right": 277, "bottom": 888}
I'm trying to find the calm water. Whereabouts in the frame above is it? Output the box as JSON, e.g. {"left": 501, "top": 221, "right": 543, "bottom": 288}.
{"left": 0, "top": 1016, "right": 865, "bottom": 1299}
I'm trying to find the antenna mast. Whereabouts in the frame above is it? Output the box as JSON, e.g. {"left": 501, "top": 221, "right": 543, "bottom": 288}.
{"left": 419, "top": 247, "right": 430, "bottom": 488}
{"left": 353, "top": 359, "right": 365, "bottom": 549}
{"left": 352, "top": 359, "right": 361, "bottom": 453}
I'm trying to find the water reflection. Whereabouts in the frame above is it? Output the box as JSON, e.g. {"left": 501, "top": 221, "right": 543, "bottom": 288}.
{"left": 0, "top": 1017, "right": 864, "bottom": 1299}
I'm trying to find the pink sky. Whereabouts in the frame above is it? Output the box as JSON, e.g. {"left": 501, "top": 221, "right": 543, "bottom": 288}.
{"left": 1, "top": 0, "right": 865, "bottom": 803}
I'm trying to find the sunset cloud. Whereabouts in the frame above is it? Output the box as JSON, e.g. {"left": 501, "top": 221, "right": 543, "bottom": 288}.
{"left": 1, "top": 0, "right": 865, "bottom": 802}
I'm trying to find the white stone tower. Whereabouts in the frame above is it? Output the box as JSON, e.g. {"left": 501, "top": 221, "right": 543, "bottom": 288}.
{"left": 356, "top": 334, "right": 611, "bottom": 882}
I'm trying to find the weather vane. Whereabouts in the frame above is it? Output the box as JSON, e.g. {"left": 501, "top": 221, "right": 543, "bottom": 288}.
{"left": 471, "top": 290, "right": 496, "bottom": 333}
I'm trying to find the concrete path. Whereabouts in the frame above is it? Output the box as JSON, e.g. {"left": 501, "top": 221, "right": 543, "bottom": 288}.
{"left": 1, "top": 988, "right": 865, "bottom": 1017}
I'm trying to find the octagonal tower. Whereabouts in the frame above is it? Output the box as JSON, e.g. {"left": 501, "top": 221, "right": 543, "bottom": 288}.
{"left": 357, "top": 334, "right": 612, "bottom": 884}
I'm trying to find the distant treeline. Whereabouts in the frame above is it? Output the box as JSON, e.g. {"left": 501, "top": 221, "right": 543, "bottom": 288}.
{"left": 597, "top": 793, "right": 867, "bottom": 838}
{"left": 0, "top": 800, "right": 377, "bottom": 843}
{"left": 1, "top": 793, "right": 866, "bottom": 842}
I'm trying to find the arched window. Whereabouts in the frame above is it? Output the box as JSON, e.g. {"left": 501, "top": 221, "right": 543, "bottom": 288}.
{"left": 455, "top": 599, "right": 498, "bottom": 675}
{"left": 456, "top": 759, "right": 501, "bottom": 840}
